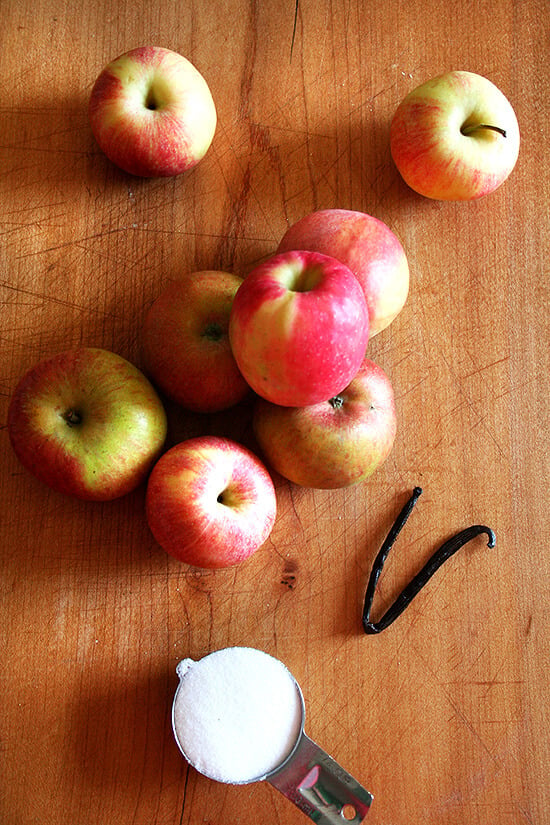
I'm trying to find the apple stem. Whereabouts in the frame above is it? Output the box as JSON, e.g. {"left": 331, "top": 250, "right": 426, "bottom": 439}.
{"left": 461, "top": 123, "right": 507, "bottom": 138}
{"left": 329, "top": 395, "right": 344, "bottom": 410}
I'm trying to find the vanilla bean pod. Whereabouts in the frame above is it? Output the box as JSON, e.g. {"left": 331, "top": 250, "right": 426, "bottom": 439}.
{"left": 362, "top": 488, "right": 496, "bottom": 634}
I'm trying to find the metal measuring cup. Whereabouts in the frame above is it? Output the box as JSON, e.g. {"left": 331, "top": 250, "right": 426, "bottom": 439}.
{"left": 172, "top": 650, "right": 373, "bottom": 825}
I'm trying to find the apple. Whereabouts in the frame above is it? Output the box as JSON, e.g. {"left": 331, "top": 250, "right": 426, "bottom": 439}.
{"left": 390, "top": 70, "right": 520, "bottom": 200}
{"left": 228, "top": 250, "right": 369, "bottom": 407}
{"left": 252, "top": 358, "right": 396, "bottom": 489}
{"left": 89, "top": 45, "right": 217, "bottom": 177}
{"left": 141, "top": 270, "right": 250, "bottom": 413}
{"left": 8, "top": 347, "right": 167, "bottom": 501}
{"left": 277, "top": 209, "right": 409, "bottom": 337}
{"left": 145, "top": 436, "right": 277, "bottom": 568}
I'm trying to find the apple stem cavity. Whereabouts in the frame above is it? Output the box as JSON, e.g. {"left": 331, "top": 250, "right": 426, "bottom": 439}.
{"left": 203, "top": 323, "right": 224, "bottom": 343}
{"left": 461, "top": 123, "right": 507, "bottom": 138}
{"left": 145, "top": 87, "right": 159, "bottom": 111}
{"left": 62, "top": 409, "right": 82, "bottom": 428}
{"left": 283, "top": 263, "right": 323, "bottom": 293}
{"left": 217, "top": 487, "right": 236, "bottom": 507}
{"left": 329, "top": 395, "right": 345, "bottom": 410}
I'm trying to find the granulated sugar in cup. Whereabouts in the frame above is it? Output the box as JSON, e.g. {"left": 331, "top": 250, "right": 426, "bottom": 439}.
{"left": 173, "top": 646, "right": 302, "bottom": 783}
{"left": 172, "top": 646, "right": 373, "bottom": 824}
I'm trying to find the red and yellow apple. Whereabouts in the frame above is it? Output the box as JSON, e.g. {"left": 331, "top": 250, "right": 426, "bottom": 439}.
{"left": 141, "top": 270, "right": 250, "bottom": 413}
{"left": 253, "top": 358, "right": 396, "bottom": 489}
{"left": 145, "top": 436, "right": 277, "bottom": 568}
{"left": 8, "top": 347, "right": 167, "bottom": 500}
{"left": 228, "top": 250, "right": 369, "bottom": 407}
{"left": 277, "top": 209, "right": 409, "bottom": 337}
{"left": 390, "top": 70, "right": 520, "bottom": 200}
{"left": 89, "top": 45, "right": 217, "bottom": 177}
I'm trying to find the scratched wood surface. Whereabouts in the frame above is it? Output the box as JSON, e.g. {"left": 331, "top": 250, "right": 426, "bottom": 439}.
{"left": 1, "top": 1, "right": 548, "bottom": 823}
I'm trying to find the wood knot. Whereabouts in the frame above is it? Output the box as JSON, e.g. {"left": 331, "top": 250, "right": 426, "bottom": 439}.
{"left": 281, "top": 560, "right": 298, "bottom": 590}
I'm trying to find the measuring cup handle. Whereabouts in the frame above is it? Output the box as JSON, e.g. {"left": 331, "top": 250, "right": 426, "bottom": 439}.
{"left": 267, "top": 733, "right": 373, "bottom": 824}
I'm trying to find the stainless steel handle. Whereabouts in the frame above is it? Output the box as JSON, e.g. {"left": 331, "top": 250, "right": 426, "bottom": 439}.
{"left": 267, "top": 732, "right": 373, "bottom": 824}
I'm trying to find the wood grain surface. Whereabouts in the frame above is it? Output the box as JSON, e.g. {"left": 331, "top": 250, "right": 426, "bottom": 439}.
{"left": 1, "top": 1, "right": 548, "bottom": 824}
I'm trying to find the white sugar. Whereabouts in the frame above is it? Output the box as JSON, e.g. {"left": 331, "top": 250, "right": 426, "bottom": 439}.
{"left": 173, "top": 647, "right": 303, "bottom": 784}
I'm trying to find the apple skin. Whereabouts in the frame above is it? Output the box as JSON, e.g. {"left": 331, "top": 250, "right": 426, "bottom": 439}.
{"left": 390, "top": 70, "right": 520, "bottom": 200}
{"left": 277, "top": 209, "right": 409, "bottom": 337}
{"left": 89, "top": 45, "right": 217, "bottom": 177}
{"left": 252, "top": 358, "right": 396, "bottom": 489}
{"left": 228, "top": 250, "right": 369, "bottom": 407}
{"left": 145, "top": 436, "right": 277, "bottom": 568}
{"left": 8, "top": 348, "right": 167, "bottom": 501}
{"left": 141, "top": 270, "right": 250, "bottom": 413}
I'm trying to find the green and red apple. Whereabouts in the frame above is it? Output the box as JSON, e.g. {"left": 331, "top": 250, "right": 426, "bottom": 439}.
{"left": 253, "top": 358, "right": 396, "bottom": 489}
{"left": 141, "top": 270, "right": 250, "bottom": 413}
{"left": 146, "top": 436, "right": 277, "bottom": 568}
{"left": 8, "top": 347, "right": 167, "bottom": 500}
{"left": 277, "top": 209, "right": 409, "bottom": 337}
{"left": 89, "top": 45, "right": 217, "bottom": 177}
{"left": 390, "top": 70, "right": 520, "bottom": 200}
{"left": 228, "top": 250, "right": 369, "bottom": 407}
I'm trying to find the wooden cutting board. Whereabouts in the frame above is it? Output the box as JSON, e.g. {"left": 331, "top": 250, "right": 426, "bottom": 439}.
{"left": 1, "top": 1, "right": 548, "bottom": 823}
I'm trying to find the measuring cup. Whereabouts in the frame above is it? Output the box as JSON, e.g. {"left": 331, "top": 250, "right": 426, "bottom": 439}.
{"left": 172, "top": 648, "right": 373, "bottom": 825}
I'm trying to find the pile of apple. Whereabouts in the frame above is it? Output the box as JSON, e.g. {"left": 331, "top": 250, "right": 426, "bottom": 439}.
{"left": 7, "top": 47, "right": 520, "bottom": 570}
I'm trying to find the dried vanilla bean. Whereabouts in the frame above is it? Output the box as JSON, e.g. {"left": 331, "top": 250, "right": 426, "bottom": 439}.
{"left": 362, "top": 488, "right": 496, "bottom": 634}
